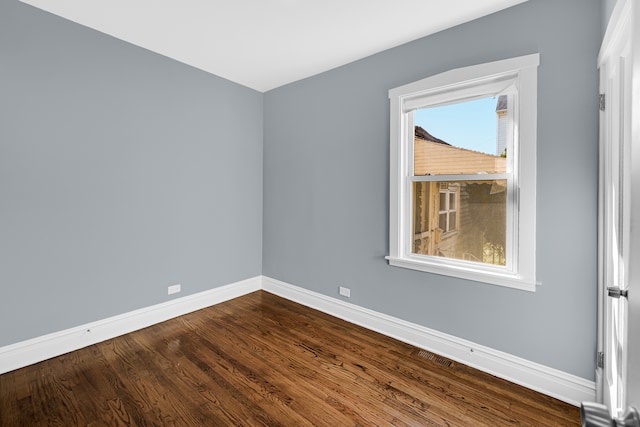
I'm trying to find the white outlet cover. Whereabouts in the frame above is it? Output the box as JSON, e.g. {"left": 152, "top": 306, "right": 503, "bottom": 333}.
{"left": 168, "top": 284, "right": 181, "bottom": 295}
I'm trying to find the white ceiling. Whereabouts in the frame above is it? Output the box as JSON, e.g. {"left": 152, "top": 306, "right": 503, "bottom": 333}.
{"left": 19, "top": 0, "right": 527, "bottom": 92}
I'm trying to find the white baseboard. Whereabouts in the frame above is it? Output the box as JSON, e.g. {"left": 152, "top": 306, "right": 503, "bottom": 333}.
{"left": 0, "top": 276, "right": 261, "bottom": 375}
{"left": 0, "top": 274, "right": 595, "bottom": 407}
{"left": 261, "top": 276, "right": 596, "bottom": 406}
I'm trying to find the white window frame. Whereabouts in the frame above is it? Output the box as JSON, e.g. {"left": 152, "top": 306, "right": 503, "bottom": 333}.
{"left": 386, "top": 54, "right": 539, "bottom": 291}
{"left": 439, "top": 183, "right": 458, "bottom": 235}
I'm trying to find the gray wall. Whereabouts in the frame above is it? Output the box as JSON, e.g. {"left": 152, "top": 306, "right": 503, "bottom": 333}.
{"left": 1, "top": 0, "right": 604, "bottom": 383}
{"left": 263, "top": 0, "right": 602, "bottom": 380}
{"left": 602, "top": 0, "right": 618, "bottom": 36}
{"left": 0, "top": 1, "right": 263, "bottom": 346}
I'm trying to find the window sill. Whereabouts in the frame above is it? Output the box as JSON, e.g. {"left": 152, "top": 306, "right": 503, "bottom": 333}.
{"left": 385, "top": 256, "right": 537, "bottom": 292}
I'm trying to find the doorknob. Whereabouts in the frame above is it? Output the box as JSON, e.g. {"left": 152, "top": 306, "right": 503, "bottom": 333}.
{"left": 608, "top": 286, "right": 629, "bottom": 299}
{"left": 581, "top": 402, "right": 640, "bottom": 427}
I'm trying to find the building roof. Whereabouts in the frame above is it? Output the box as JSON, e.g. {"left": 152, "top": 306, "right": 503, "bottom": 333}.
{"left": 495, "top": 95, "right": 507, "bottom": 112}
{"left": 414, "top": 126, "right": 451, "bottom": 146}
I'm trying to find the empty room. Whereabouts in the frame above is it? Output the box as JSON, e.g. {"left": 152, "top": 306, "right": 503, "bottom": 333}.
{"left": 1, "top": 0, "right": 639, "bottom": 425}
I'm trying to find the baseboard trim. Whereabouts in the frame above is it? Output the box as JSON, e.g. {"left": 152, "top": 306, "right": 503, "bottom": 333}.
{"left": 0, "top": 274, "right": 595, "bottom": 406}
{"left": 0, "top": 276, "right": 261, "bottom": 375}
{"left": 261, "top": 276, "right": 595, "bottom": 406}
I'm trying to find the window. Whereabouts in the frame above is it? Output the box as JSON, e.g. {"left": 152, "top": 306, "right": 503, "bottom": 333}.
{"left": 438, "top": 183, "right": 458, "bottom": 235}
{"left": 387, "top": 54, "right": 539, "bottom": 291}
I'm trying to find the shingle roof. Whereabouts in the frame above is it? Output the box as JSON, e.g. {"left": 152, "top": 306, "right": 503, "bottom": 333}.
{"left": 414, "top": 126, "right": 451, "bottom": 146}
{"left": 496, "top": 95, "right": 507, "bottom": 112}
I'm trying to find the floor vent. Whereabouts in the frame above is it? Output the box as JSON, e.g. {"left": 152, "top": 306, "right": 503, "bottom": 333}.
{"left": 416, "top": 349, "right": 455, "bottom": 368}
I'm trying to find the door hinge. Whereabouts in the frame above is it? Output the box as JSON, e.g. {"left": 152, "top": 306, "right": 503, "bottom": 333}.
{"left": 600, "top": 93, "right": 606, "bottom": 111}
{"left": 597, "top": 351, "right": 605, "bottom": 368}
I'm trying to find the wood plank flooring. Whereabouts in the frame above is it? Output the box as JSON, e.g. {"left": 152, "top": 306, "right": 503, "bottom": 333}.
{"left": 0, "top": 291, "right": 580, "bottom": 426}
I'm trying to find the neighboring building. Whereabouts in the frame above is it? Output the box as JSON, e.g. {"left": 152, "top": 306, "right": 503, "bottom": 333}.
{"left": 414, "top": 127, "right": 506, "bottom": 175}
{"left": 495, "top": 95, "right": 508, "bottom": 156}
{"left": 412, "top": 127, "right": 507, "bottom": 264}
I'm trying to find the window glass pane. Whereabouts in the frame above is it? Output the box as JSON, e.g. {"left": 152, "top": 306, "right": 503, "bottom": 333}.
{"left": 413, "top": 96, "right": 508, "bottom": 176}
{"left": 439, "top": 214, "right": 446, "bottom": 231}
{"left": 449, "top": 193, "right": 456, "bottom": 210}
{"left": 411, "top": 180, "right": 507, "bottom": 266}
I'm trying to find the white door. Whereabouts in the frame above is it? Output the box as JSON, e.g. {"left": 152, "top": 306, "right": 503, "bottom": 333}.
{"left": 597, "top": 0, "right": 639, "bottom": 419}
{"left": 625, "top": 0, "right": 640, "bottom": 414}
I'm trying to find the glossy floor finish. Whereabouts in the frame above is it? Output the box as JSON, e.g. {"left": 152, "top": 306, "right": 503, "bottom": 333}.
{"left": 0, "top": 291, "right": 580, "bottom": 426}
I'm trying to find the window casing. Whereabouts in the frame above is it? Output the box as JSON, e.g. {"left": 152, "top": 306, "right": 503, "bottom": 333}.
{"left": 387, "top": 54, "right": 539, "bottom": 291}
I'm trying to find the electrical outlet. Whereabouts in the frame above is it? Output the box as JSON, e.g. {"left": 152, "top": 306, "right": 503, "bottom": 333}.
{"left": 168, "top": 284, "right": 181, "bottom": 295}
{"left": 339, "top": 286, "right": 351, "bottom": 298}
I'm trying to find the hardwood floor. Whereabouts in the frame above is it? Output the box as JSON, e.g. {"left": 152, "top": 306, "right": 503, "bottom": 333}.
{"left": 0, "top": 291, "right": 580, "bottom": 426}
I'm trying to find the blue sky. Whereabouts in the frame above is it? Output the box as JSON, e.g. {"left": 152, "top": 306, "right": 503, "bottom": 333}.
{"left": 414, "top": 96, "right": 499, "bottom": 155}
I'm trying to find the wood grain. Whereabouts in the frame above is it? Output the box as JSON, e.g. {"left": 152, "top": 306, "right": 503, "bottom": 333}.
{"left": 0, "top": 291, "right": 580, "bottom": 426}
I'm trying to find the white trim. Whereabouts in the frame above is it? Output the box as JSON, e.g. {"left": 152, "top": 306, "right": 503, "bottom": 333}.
{"left": 596, "top": 0, "right": 634, "bottom": 407}
{"left": 386, "top": 255, "right": 537, "bottom": 291}
{"left": 597, "top": 0, "right": 638, "bottom": 412}
{"left": 0, "top": 276, "right": 261, "bottom": 375}
{"left": 390, "top": 54, "right": 540, "bottom": 100}
{"left": 598, "top": 0, "right": 632, "bottom": 67}
{"left": 262, "top": 276, "right": 595, "bottom": 406}
{"left": 0, "top": 274, "right": 594, "bottom": 407}
{"left": 388, "top": 54, "right": 538, "bottom": 291}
